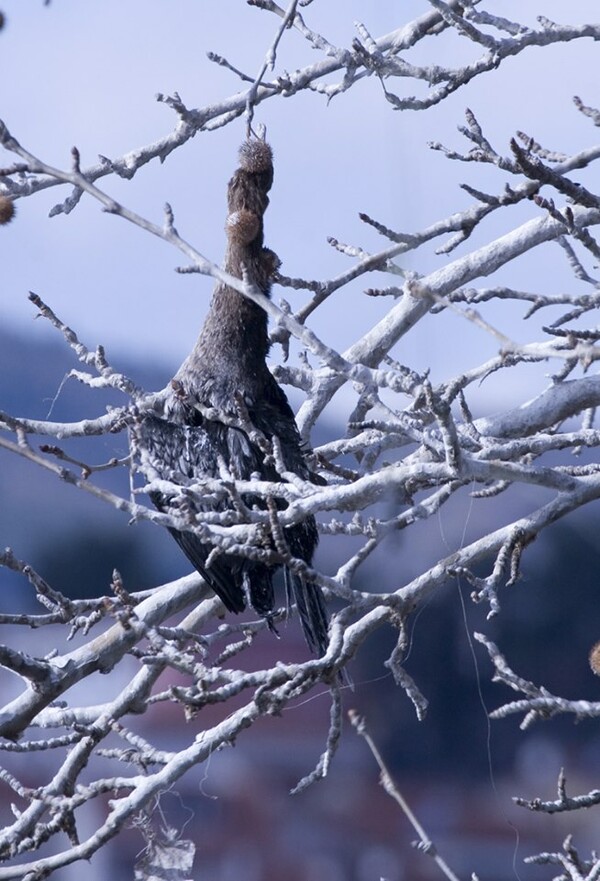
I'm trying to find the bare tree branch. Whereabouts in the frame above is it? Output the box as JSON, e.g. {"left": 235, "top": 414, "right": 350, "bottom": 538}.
{"left": 2, "top": 3, "right": 600, "bottom": 878}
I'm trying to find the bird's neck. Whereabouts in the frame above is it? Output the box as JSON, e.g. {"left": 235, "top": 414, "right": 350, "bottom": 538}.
{"left": 175, "top": 212, "right": 276, "bottom": 395}
{"left": 196, "top": 282, "right": 270, "bottom": 371}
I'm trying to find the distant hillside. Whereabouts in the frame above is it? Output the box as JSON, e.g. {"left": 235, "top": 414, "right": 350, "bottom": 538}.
{"left": 0, "top": 322, "right": 187, "bottom": 608}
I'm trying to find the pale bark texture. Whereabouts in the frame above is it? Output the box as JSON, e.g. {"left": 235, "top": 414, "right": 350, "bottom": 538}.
{"left": 1, "top": 3, "right": 600, "bottom": 879}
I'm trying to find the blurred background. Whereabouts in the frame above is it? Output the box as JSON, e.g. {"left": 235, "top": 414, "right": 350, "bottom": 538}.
{"left": 1, "top": 2, "right": 600, "bottom": 879}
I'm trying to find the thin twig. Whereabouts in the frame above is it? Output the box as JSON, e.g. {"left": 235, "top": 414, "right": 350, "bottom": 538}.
{"left": 349, "top": 710, "right": 463, "bottom": 881}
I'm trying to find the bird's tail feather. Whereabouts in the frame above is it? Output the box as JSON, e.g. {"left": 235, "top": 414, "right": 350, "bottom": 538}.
{"left": 285, "top": 569, "right": 330, "bottom": 658}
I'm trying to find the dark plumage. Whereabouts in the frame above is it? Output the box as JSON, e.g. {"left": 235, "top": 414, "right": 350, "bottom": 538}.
{"left": 137, "top": 140, "right": 329, "bottom": 656}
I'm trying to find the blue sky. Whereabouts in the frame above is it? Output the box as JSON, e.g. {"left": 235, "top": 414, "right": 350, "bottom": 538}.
{"left": 1, "top": 1, "right": 599, "bottom": 416}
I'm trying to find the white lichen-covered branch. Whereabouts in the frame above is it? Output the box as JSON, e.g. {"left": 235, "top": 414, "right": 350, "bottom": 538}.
{"left": 1, "top": 2, "right": 600, "bottom": 878}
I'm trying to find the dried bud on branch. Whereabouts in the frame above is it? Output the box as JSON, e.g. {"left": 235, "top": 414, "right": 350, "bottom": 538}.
{"left": 0, "top": 194, "right": 15, "bottom": 224}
